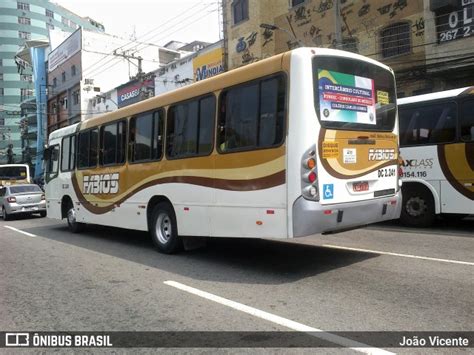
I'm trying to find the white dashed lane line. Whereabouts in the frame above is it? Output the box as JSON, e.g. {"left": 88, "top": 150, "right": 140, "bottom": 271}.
{"left": 4, "top": 225, "right": 38, "bottom": 238}
{"left": 164, "top": 280, "right": 394, "bottom": 355}
{"left": 322, "top": 244, "right": 474, "bottom": 266}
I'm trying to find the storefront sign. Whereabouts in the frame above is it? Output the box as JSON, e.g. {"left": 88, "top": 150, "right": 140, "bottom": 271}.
{"left": 437, "top": 2, "right": 474, "bottom": 43}
{"left": 193, "top": 48, "right": 224, "bottom": 82}
{"left": 117, "top": 80, "right": 154, "bottom": 108}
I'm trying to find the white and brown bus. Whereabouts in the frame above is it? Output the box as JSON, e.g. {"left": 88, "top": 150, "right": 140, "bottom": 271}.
{"left": 398, "top": 87, "right": 474, "bottom": 227}
{"left": 44, "top": 48, "right": 401, "bottom": 253}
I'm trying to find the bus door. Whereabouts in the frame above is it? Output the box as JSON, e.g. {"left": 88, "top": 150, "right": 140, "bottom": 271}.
{"left": 439, "top": 98, "right": 474, "bottom": 213}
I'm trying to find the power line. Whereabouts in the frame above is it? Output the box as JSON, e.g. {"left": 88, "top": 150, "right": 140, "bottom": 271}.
{"left": 82, "top": 2, "right": 216, "bottom": 77}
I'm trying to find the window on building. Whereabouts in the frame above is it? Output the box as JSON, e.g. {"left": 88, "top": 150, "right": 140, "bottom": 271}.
{"left": 78, "top": 129, "right": 98, "bottom": 169}
{"left": 218, "top": 74, "right": 286, "bottom": 153}
{"left": 0, "top": 73, "right": 3, "bottom": 81}
{"left": 0, "top": 59, "right": 2, "bottom": 66}
{"left": 130, "top": 110, "right": 164, "bottom": 162}
{"left": 70, "top": 21, "right": 77, "bottom": 29}
{"left": 166, "top": 95, "right": 216, "bottom": 159}
{"left": 399, "top": 102, "right": 457, "bottom": 146}
{"left": 291, "top": 0, "right": 306, "bottom": 7}
{"left": 381, "top": 22, "right": 411, "bottom": 58}
{"left": 60, "top": 97, "right": 68, "bottom": 109}
{"left": 17, "top": 2, "right": 30, "bottom": 11}
{"left": 0, "top": 88, "right": 4, "bottom": 96}
{"left": 20, "top": 74, "right": 32, "bottom": 82}
{"left": 20, "top": 88, "right": 33, "bottom": 98}
{"left": 52, "top": 78, "right": 57, "bottom": 87}
{"left": 62, "top": 17, "right": 69, "bottom": 26}
{"left": 19, "top": 31, "right": 31, "bottom": 40}
{"left": 61, "top": 135, "right": 76, "bottom": 172}
{"left": 18, "top": 17, "right": 31, "bottom": 25}
{"left": 72, "top": 90, "right": 80, "bottom": 105}
{"left": 460, "top": 99, "right": 474, "bottom": 142}
{"left": 61, "top": 71, "right": 66, "bottom": 82}
{"left": 232, "top": 0, "right": 249, "bottom": 25}
{"left": 46, "top": 23, "right": 54, "bottom": 31}
{"left": 46, "top": 9, "right": 54, "bottom": 18}
{"left": 100, "top": 121, "right": 126, "bottom": 166}
{"left": 71, "top": 65, "right": 76, "bottom": 76}
{"left": 342, "top": 37, "right": 358, "bottom": 53}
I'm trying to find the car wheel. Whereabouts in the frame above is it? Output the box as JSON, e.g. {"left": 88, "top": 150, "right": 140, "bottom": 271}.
{"left": 66, "top": 202, "right": 85, "bottom": 233}
{"left": 150, "top": 202, "right": 182, "bottom": 254}
{"left": 2, "top": 206, "right": 10, "bottom": 221}
{"left": 39, "top": 211, "right": 47, "bottom": 218}
{"left": 400, "top": 186, "right": 435, "bottom": 228}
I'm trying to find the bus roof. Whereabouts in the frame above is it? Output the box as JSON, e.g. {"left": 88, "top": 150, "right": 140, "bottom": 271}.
{"left": 398, "top": 86, "right": 474, "bottom": 106}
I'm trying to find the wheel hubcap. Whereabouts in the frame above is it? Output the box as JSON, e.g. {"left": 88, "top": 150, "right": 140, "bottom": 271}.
{"left": 67, "top": 208, "right": 76, "bottom": 225}
{"left": 156, "top": 212, "right": 172, "bottom": 244}
{"left": 406, "top": 197, "right": 426, "bottom": 217}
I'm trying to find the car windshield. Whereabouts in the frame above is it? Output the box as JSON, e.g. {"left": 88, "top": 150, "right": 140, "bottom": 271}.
{"left": 9, "top": 185, "right": 42, "bottom": 194}
{"left": 0, "top": 166, "right": 28, "bottom": 180}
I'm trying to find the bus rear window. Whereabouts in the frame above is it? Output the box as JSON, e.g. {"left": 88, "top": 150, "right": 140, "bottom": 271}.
{"left": 0, "top": 166, "right": 27, "bottom": 180}
{"left": 313, "top": 56, "right": 396, "bottom": 131}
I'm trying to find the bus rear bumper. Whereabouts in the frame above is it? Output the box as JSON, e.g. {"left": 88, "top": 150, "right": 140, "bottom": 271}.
{"left": 292, "top": 192, "right": 402, "bottom": 237}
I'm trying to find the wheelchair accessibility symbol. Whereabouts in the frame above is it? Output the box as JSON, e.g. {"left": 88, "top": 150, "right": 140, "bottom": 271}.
{"left": 323, "top": 184, "right": 334, "bottom": 200}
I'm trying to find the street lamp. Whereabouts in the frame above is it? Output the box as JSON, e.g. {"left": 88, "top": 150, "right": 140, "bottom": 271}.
{"left": 260, "top": 23, "right": 305, "bottom": 47}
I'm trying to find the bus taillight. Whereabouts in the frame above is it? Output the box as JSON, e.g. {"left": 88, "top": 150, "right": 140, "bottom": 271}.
{"left": 302, "top": 146, "right": 319, "bottom": 201}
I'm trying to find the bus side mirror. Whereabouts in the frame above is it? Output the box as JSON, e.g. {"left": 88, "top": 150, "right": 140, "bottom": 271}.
{"left": 43, "top": 147, "right": 51, "bottom": 161}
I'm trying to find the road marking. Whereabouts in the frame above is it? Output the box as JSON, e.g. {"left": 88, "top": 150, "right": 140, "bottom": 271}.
{"left": 322, "top": 244, "right": 474, "bottom": 266}
{"left": 4, "top": 226, "right": 37, "bottom": 238}
{"left": 164, "top": 280, "right": 393, "bottom": 354}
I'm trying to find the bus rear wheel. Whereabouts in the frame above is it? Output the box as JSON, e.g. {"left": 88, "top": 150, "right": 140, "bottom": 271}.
{"left": 66, "top": 202, "right": 85, "bottom": 233}
{"left": 150, "top": 202, "right": 182, "bottom": 254}
{"left": 400, "top": 186, "right": 435, "bottom": 228}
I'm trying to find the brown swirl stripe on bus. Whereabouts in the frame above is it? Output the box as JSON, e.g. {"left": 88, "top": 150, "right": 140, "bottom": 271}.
{"left": 437, "top": 145, "right": 474, "bottom": 200}
{"left": 317, "top": 129, "right": 397, "bottom": 179}
{"left": 71, "top": 171, "right": 286, "bottom": 214}
{"left": 466, "top": 143, "right": 474, "bottom": 172}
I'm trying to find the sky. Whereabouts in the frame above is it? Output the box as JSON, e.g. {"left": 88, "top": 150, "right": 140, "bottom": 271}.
{"left": 53, "top": 0, "right": 222, "bottom": 46}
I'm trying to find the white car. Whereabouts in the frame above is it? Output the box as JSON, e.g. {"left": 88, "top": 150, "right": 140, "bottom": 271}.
{"left": 0, "top": 184, "right": 46, "bottom": 220}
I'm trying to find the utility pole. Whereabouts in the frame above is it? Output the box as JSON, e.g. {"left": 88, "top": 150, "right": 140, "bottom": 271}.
{"left": 112, "top": 50, "right": 143, "bottom": 81}
{"left": 334, "top": 0, "right": 342, "bottom": 48}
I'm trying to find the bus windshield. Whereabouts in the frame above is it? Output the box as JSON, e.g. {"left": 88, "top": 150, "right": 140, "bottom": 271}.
{"left": 313, "top": 55, "right": 396, "bottom": 131}
{"left": 0, "top": 166, "right": 28, "bottom": 180}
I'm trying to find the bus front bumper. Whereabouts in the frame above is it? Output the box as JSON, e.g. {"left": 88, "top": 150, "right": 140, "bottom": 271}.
{"left": 292, "top": 192, "right": 402, "bottom": 237}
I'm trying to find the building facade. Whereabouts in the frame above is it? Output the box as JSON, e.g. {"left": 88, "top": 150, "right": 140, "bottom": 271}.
{"left": 0, "top": 0, "right": 104, "bottom": 165}
{"left": 223, "top": 0, "right": 474, "bottom": 96}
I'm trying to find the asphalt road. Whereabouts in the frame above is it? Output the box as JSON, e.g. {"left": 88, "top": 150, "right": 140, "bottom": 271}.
{"left": 0, "top": 214, "right": 472, "bottom": 353}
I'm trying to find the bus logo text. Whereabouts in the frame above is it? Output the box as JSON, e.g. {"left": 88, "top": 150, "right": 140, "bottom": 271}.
{"left": 83, "top": 174, "right": 119, "bottom": 194}
{"left": 368, "top": 148, "right": 395, "bottom": 161}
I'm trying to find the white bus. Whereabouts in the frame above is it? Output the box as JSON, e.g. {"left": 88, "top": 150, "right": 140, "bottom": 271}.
{"left": 0, "top": 164, "right": 31, "bottom": 187}
{"left": 45, "top": 48, "right": 401, "bottom": 253}
{"left": 398, "top": 87, "right": 474, "bottom": 227}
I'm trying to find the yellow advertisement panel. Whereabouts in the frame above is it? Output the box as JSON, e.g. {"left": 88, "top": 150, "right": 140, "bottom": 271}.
{"left": 193, "top": 47, "right": 224, "bottom": 81}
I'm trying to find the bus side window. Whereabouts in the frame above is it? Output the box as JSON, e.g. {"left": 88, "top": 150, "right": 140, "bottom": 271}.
{"left": 400, "top": 103, "right": 456, "bottom": 146}
{"left": 460, "top": 99, "right": 474, "bottom": 142}
{"left": 152, "top": 109, "right": 164, "bottom": 160}
{"left": 46, "top": 145, "right": 59, "bottom": 176}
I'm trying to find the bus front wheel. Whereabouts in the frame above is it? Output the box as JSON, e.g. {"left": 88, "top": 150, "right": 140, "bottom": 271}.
{"left": 66, "top": 202, "right": 85, "bottom": 233}
{"left": 150, "top": 202, "right": 182, "bottom": 254}
{"left": 400, "top": 186, "right": 435, "bottom": 228}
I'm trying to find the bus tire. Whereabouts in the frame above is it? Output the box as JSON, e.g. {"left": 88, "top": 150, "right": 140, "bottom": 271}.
{"left": 66, "top": 202, "right": 85, "bottom": 233}
{"left": 2, "top": 206, "right": 10, "bottom": 221}
{"left": 150, "top": 202, "right": 182, "bottom": 254}
{"left": 39, "top": 211, "right": 47, "bottom": 218}
{"left": 400, "top": 185, "right": 435, "bottom": 228}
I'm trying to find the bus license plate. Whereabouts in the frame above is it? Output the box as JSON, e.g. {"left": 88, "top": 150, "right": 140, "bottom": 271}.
{"left": 353, "top": 181, "right": 369, "bottom": 192}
